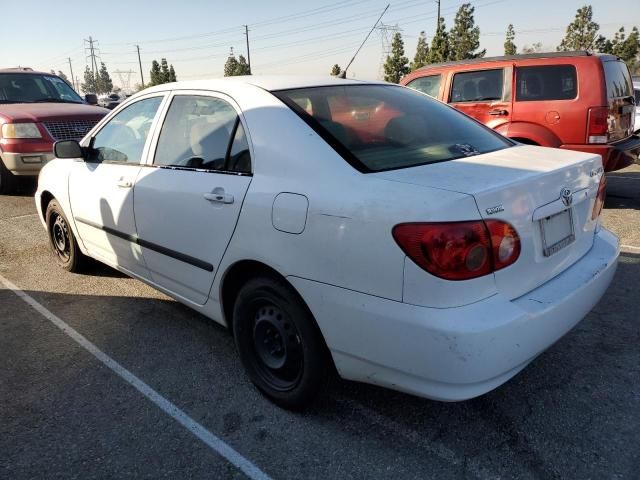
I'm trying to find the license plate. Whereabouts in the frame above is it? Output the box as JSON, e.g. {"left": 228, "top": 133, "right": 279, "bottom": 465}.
{"left": 540, "top": 208, "right": 575, "bottom": 257}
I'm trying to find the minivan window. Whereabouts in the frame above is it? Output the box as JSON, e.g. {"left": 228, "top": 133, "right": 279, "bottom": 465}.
{"left": 516, "top": 65, "right": 577, "bottom": 101}
{"left": 274, "top": 85, "right": 512, "bottom": 172}
{"left": 603, "top": 60, "right": 633, "bottom": 99}
{"left": 450, "top": 69, "right": 503, "bottom": 103}
{"left": 406, "top": 75, "right": 442, "bottom": 98}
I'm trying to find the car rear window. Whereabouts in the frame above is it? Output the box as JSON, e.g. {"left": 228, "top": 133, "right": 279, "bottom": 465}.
{"left": 450, "top": 69, "right": 504, "bottom": 103}
{"left": 602, "top": 60, "right": 633, "bottom": 99}
{"left": 406, "top": 74, "right": 441, "bottom": 98}
{"left": 515, "top": 65, "right": 577, "bottom": 101}
{"left": 273, "top": 84, "right": 512, "bottom": 173}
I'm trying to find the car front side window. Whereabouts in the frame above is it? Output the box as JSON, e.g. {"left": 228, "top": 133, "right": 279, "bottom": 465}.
{"left": 88, "top": 96, "right": 163, "bottom": 164}
{"left": 153, "top": 95, "right": 250, "bottom": 173}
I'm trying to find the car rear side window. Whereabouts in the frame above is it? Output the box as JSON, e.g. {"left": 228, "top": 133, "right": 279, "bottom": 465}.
{"left": 602, "top": 60, "right": 633, "bottom": 99}
{"left": 273, "top": 84, "right": 512, "bottom": 173}
{"left": 154, "top": 95, "right": 251, "bottom": 173}
{"left": 450, "top": 69, "right": 503, "bottom": 103}
{"left": 516, "top": 65, "right": 577, "bottom": 101}
{"left": 406, "top": 74, "right": 441, "bottom": 98}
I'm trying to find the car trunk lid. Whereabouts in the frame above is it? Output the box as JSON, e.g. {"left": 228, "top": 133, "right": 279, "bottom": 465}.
{"left": 374, "top": 145, "right": 603, "bottom": 300}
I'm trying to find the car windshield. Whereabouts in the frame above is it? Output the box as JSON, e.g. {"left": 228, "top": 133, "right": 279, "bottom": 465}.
{"left": 273, "top": 84, "right": 512, "bottom": 172}
{"left": 0, "top": 72, "right": 84, "bottom": 104}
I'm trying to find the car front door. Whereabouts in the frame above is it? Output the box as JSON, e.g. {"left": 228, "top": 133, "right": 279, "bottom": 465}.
{"left": 69, "top": 94, "right": 166, "bottom": 276}
{"left": 448, "top": 66, "right": 513, "bottom": 129}
{"left": 133, "top": 92, "right": 253, "bottom": 305}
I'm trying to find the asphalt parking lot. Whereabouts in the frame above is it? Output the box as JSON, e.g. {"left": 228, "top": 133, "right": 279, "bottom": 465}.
{"left": 1, "top": 166, "right": 639, "bottom": 480}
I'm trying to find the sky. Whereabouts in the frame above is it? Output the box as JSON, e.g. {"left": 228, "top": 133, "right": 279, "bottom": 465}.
{"left": 1, "top": 0, "right": 638, "bottom": 91}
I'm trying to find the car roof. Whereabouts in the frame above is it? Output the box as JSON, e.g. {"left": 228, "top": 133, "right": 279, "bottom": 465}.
{"left": 141, "top": 75, "right": 386, "bottom": 94}
{"left": 0, "top": 67, "right": 51, "bottom": 75}
{"left": 413, "top": 51, "right": 620, "bottom": 72}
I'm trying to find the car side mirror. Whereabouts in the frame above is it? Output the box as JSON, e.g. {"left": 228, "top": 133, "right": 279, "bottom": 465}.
{"left": 54, "top": 140, "right": 84, "bottom": 159}
{"left": 85, "top": 94, "right": 98, "bottom": 105}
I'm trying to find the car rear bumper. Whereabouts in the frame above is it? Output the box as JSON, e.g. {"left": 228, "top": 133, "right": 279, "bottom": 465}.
{"left": 561, "top": 135, "right": 640, "bottom": 171}
{"left": 290, "top": 228, "right": 619, "bottom": 401}
{"left": 0, "top": 150, "right": 55, "bottom": 175}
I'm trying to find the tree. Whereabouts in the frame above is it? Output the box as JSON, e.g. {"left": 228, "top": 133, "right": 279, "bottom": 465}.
{"left": 411, "top": 31, "right": 429, "bottom": 71}
{"left": 521, "top": 42, "right": 544, "bottom": 54}
{"left": 149, "top": 60, "right": 162, "bottom": 86}
{"left": 160, "top": 58, "right": 170, "bottom": 83}
{"left": 428, "top": 17, "right": 450, "bottom": 63}
{"left": 558, "top": 5, "right": 602, "bottom": 52}
{"left": 168, "top": 65, "right": 177, "bottom": 82}
{"left": 599, "top": 26, "right": 640, "bottom": 72}
{"left": 96, "top": 62, "right": 113, "bottom": 94}
{"left": 449, "top": 3, "right": 485, "bottom": 60}
{"left": 383, "top": 32, "right": 410, "bottom": 83}
{"left": 330, "top": 64, "right": 342, "bottom": 76}
{"left": 224, "top": 53, "right": 240, "bottom": 77}
{"left": 504, "top": 24, "right": 517, "bottom": 55}
{"left": 236, "top": 55, "right": 251, "bottom": 75}
{"left": 81, "top": 66, "right": 97, "bottom": 93}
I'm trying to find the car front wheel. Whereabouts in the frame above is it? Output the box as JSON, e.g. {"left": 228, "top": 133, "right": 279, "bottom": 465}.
{"left": 0, "top": 160, "right": 17, "bottom": 194}
{"left": 46, "top": 200, "right": 87, "bottom": 272}
{"left": 233, "top": 276, "right": 331, "bottom": 409}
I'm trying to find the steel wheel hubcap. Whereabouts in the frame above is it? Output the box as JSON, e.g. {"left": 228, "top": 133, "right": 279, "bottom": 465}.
{"left": 52, "top": 215, "right": 70, "bottom": 260}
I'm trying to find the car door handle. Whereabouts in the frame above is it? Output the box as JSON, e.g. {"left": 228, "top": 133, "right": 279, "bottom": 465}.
{"left": 117, "top": 179, "right": 133, "bottom": 188}
{"left": 204, "top": 192, "right": 234, "bottom": 204}
{"left": 488, "top": 109, "right": 508, "bottom": 116}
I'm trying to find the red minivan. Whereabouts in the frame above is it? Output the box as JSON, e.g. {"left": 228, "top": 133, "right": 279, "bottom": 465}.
{"left": 402, "top": 52, "right": 640, "bottom": 171}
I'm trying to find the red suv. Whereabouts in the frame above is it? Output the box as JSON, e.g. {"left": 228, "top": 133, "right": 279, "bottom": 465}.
{"left": 402, "top": 52, "right": 640, "bottom": 171}
{"left": 0, "top": 68, "right": 108, "bottom": 193}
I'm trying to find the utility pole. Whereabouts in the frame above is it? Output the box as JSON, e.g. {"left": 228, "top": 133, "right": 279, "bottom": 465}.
{"left": 244, "top": 25, "right": 251, "bottom": 74}
{"left": 84, "top": 36, "right": 101, "bottom": 92}
{"left": 136, "top": 45, "right": 144, "bottom": 87}
{"left": 435, "top": 0, "right": 441, "bottom": 33}
{"left": 67, "top": 57, "right": 75, "bottom": 90}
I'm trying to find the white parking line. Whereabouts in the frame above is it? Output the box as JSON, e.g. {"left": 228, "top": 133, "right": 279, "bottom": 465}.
{"left": 621, "top": 244, "right": 640, "bottom": 251}
{"left": 0, "top": 273, "right": 272, "bottom": 480}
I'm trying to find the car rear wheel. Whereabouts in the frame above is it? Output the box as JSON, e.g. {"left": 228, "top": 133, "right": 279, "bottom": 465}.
{"left": 233, "top": 276, "right": 331, "bottom": 409}
{"left": 46, "top": 200, "right": 87, "bottom": 272}
{"left": 0, "top": 160, "right": 17, "bottom": 194}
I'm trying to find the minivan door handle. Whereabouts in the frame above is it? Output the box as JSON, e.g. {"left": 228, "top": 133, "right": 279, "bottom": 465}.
{"left": 488, "top": 109, "right": 508, "bottom": 116}
{"left": 204, "top": 188, "right": 234, "bottom": 204}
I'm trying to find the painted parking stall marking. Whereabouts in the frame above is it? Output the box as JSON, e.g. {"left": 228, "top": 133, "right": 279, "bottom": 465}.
{"left": 0, "top": 273, "right": 272, "bottom": 480}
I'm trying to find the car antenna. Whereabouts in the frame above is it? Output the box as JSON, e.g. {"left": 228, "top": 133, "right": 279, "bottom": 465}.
{"left": 339, "top": 4, "right": 390, "bottom": 79}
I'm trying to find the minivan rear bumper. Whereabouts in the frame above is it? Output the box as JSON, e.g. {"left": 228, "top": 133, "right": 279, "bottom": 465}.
{"left": 290, "top": 228, "right": 619, "bottom": 401}
{"left": 561, "top": 134, "right": 640, "bottom": 171}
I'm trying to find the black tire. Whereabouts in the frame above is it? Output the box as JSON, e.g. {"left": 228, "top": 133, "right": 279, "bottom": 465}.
{"left": 45, "top": 200, "right": 87, "bottom": 272}
{"left": 233, "top": 276, "right": 331, "bottom": 410}
{"left": 0, "top": 160, "right": 17, "bottom": 195}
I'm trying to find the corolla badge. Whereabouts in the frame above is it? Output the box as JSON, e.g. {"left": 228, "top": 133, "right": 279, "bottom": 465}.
{"left": 485, "top": 205, "right": 505, "bottom": 215}
{"left": 560, "top": 187, "right": 573, "bottom": 207}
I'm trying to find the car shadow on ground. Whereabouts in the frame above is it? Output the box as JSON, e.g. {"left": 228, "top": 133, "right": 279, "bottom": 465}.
{"left": 606, "top": 169, "right": 640, "bottom": 210}
{"left": 2, "top": 251, "right": 638, "bottom": 479}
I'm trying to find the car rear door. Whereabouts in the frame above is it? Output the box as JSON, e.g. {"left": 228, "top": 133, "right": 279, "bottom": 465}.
{"left": 448, "top": 65, "right": 513, "bottom": 129}
{"left": 69, "top": 94, "right": 166, "bottom": 276}
{"left": 133, "top": 91, "right": 252, "bottom": 305}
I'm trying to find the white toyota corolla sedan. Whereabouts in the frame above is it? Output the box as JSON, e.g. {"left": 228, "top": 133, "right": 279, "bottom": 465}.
{"left": 36, "top": 76, "right": 619, "bottom": 409}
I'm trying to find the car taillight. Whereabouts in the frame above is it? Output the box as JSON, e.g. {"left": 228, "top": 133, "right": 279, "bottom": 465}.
{"left": 592, "top": 175, "right": 607, "bottom": 220}
{"left": 587, "top": 106, "right": 609, "bottom": 144}
{"left": 392, "top": 220, "right": 520, "bottom": 281}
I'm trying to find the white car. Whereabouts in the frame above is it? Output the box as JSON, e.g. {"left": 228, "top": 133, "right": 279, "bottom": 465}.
{"left": 35, "top": 76, "right": 619, "bottom": 409}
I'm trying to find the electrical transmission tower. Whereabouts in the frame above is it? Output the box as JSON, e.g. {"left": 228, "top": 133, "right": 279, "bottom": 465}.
{"left": 376, "top": 23, "right": 401, "bottom": 80}
{"left": 84, "top": 36, "right": 102, "bottom": 93}
{"left": 113, "top": 70, "right": 135, "bottom": 93}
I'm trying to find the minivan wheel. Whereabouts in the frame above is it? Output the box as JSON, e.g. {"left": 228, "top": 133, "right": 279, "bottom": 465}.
{"left": 233, "top": 277, "right": 330, "bottom": 409}
{"left": 0, "top": 160, "right": 17, "bottom": 194}
{"left": 46, "top": 200, "right": 86, "bottom": 272}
